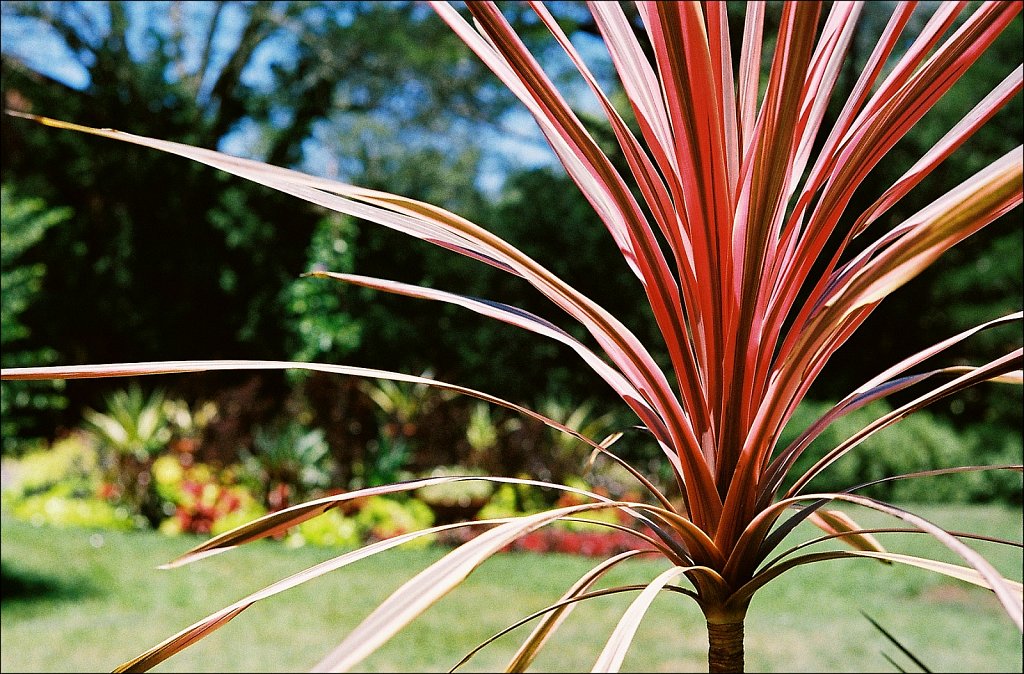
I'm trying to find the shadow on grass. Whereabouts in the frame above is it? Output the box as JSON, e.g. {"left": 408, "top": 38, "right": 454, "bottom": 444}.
{"left": 1, "top": 561, "right": 95, "bottom": 604}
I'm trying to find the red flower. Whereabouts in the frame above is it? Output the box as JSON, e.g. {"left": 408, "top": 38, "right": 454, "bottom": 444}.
{"left": 516, "top": 531, "right": 550, "bottom": 554}
{"left": 268, "top": 483, "right": 291, "bottom": 511}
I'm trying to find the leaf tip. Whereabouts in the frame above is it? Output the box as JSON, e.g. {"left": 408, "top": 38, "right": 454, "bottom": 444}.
{"left": 160, "top": 545, "right": 232, "bottom": 569}
{"left": 5, "top": 108, "right": 38, "bottom": 121}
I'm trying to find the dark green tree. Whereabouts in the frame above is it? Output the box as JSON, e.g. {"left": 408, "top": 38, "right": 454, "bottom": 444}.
{"left": 816, "top": 10, "right": 1022, "bottom": 445}
{"left": 0, "top": 0, "right": 521, "bottom": 425}
{"left": 0, "top": 184, "right": 70, "bottom": 452}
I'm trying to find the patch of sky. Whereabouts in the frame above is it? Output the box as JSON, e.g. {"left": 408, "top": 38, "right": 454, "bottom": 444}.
{"left": 0, "top": 5, "right": 94, "bottom": 89}
{"left": 2, "top": 1, "right": 628, "bottom": 202}
{"left": 122, "top": 1, "right": 159, "bottom": 64}
{"left": 169, "top": 4, "right": 209, "bottom": 72}
{"left": 301, "top": 3, "right": 330, "bottom": 27}
{"left": 239, "top": 25, "right": 298, "bottom": 94}
{"left": 194, "top": 2, "right": 249, "bottom": 102}
{"left": 217, "top": 117, "right": 266, "bottom": 160}
{"left": 301, "top": 128, "right": 343, "bottom": 180}
{"left": 472, "top": 20, "right": 621, "bottom": 197}
{"left": 333, "top": 2, "right": 358, "bottom": 29}
{"left": 305, "top": 6, "right": 624, "bottom": 199}
{"left": 269, "top": 104, "right": 295, "bottom": 131}
{"left": 0, "top": 1, "right": 242, "bottom": 98}
{"left": 477, "top": 109, "right": 556, "bottom": 197}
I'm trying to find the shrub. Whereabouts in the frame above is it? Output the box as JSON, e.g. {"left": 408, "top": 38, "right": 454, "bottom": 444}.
{"left": 81, "top": 385, "right": 173, "bottom": 526}
{"left": 1, "top": 432, "right": 134, "bottom": 530}
{"left": 415, "top": 465, "right": 495, "bottom": 524}
{"left": 161, "top": 397, "right": 219, "bottom": 455}
{"left": 284, "top": 214, "right": 363, "bottom": 364}
{"left": 475, "top": 481, "right": 545, "bottom": 520}
{"left": 242, "top": 419, "right": 334, "bottom": 509}
{"left": 8, "top": 489, "right": 134, "bottom": 531}
{"left": 1, "top": 432, "right": 99, "bottom": 499}
{"left": 781, "top": 400, "right": 1024, "bottom": 503}
{"left": 357, "top": 376, "right": 444, "bottom": 486}
{"left": 151, "top": 454, "right": 265, "bottom": 537}
{"left": 353, "top": 495, "right": 435, "bottom": 547}
{"left": 0, "top": 184, "right": 69, "bottom": 454}
{"left": 83, "top": 385, "right": 171, "bottom": 461}
{"left": 287, "top": 508, "right": 360, "bottom": 549}
{"left": 509, "top": 528, "right": 645, "bottom": 558}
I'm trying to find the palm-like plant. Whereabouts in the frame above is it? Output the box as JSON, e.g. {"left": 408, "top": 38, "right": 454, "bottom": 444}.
{"left": 3, "top": 2, "right": 1022, "bottom": 672}
{"left": 82, "top": 385, "right": 171, "bottom": 525}
{"left": 83, "top": 386, "right": 170, "bottom": 462}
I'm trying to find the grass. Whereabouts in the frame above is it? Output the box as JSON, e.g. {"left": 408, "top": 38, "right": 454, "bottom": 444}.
{"left": 1, "top": 505, "right": 1021, "bottom": 673}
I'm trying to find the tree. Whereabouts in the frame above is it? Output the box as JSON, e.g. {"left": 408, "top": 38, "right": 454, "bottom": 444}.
{"left": 0, "top": 184, "right": 69, "bottom": 452}
{"left": 0, "top": 0, "right": 522, "bottom": 422}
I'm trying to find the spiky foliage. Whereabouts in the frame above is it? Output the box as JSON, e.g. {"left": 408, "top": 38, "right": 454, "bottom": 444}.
{"left": 2, "top": 2, "right": 1022, "bottom": 672}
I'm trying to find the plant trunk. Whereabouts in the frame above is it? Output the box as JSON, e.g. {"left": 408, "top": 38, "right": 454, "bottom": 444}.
{"left": 707, "top": 617, "right": 744, "bottom": 673}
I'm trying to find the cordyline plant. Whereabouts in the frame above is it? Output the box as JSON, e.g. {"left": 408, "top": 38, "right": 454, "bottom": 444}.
{"left": 3, "top": 1, "right": 1023, "bottom": 672}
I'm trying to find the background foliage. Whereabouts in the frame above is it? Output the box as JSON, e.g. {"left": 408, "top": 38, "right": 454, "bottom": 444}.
{"left": 0, "top": 184, "right": 69, "bottom": 453}
{"left": 0, "top": 1, "right": 1020, "bottom": 502}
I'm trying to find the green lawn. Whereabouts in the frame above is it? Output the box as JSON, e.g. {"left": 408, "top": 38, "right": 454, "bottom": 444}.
{"left": 1, "top": 505, "right": 1021, "bottom": 673}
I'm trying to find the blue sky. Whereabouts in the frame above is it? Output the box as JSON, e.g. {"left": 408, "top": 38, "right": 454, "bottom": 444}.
{"left": 0, "top": 1, "right": 625, "bottom": 197}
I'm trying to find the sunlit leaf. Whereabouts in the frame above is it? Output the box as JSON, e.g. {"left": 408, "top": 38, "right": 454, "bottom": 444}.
{"left": 807, "top": 510, "right": 890, "bottom": 560}
{"left": 592, "top": 566, "right": 693, "bottom": 673}
{"left": 312, "top": 503, "right": 644, "bottom": 673}
{"left": 505, "top": 550, "right": 652, "bottom": 673}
